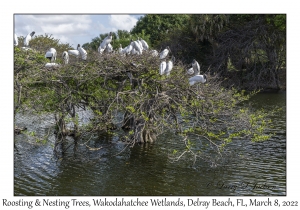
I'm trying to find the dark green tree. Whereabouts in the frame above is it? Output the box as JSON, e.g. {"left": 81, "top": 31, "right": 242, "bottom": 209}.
{"left": 131, "top": 14, "right": 190, "bottom": 47}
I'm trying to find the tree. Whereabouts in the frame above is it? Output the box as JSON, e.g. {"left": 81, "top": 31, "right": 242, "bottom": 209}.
{"left": 14, "top": 35, "right": 274, "bottom": 166}
{"left": 131, "top": 14, "right": 190, "bottom": 47}
{"left": 208, "top": 14, "right": 286, "bottom": 90}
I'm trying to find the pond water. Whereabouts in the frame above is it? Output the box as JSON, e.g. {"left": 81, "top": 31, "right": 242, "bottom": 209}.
{"left": 14, "top": 91, "right": 286, "bottom": 196}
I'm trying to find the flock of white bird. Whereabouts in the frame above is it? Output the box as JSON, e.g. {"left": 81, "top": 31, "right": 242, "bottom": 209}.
{"left": 14, "top": 31, "right": 207, "bottom": 89}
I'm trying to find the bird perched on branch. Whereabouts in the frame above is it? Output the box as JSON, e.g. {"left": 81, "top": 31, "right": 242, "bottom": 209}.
{"left": 131, "top": 39, "right": 143, "bottom": 55}
{"left": 164, "top": 56, "right": 175, "bottom": 76}
{"left": 189, "top": 74, "right": 207, "bottom": 86}
{"left": 99, "top": 32, "right": 113, "bottom": 54}
{"left": 187, "top": 67, "right": 194, "bottom": 75}
{"left": 139, "top": 38, "right": 149, "bottom": 51}
{"left": 45, "top": 48, "right": 57, "bottom": 62}
{"left": 192, "top": 59, "right": 200, "bottom": 74}
{"left": 188, "top": 59, "right": 207, "bottom": 96}
{"left": 105, "top": 43, "right": 113, "bottom": 53}
{"left": 68, "top": 49, "right": 80, "bottom": 57}
{"left": 77, "top": 44, "right": 87, "bottom": 60}
{"left": 23, "top": 31, "right": 35, "bottom": 47}
{"left": 160, "top": 46, "right": 170, "bottom": 59}
{"left": 62, "top": 51, "right": 69, "bottom": 64}
{"left": 159, "top": 61, "right": 167, "bottom": 75}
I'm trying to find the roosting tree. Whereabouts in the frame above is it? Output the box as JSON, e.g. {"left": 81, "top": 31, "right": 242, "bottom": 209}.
{"left": 14, "top": 34, "right": 275, "bottom": 166}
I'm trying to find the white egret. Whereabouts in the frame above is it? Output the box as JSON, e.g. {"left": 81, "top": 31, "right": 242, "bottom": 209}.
{"left": 139, "top": 38, "right": 149, "bottom": 50}
{"left": 159, "top": 61, "right": 167, "bottom": 75}
{"left": 14, "top": 34, "right": 18, "bottom": 46}
{"left": 77, "top": 44, "right": 87, "bottom": 60}
{"left": 160, "top": 46, "right": 170, "bottom": 59}
{"left": 45, "top": 48, "right": 57, "bottom": 62}
{"left": 164, "top": 56, "right": 175, "bottom": 76}
{"left": 23, "top": 31, "right": 35, "bottom": 47}
{"left": 62, "top": 51, "right": 69, "bottom": 64}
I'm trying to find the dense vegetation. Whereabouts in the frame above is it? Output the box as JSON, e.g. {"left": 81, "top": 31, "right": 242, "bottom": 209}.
{"left": 14, "top": 14, "right": 285, "bottom": 166}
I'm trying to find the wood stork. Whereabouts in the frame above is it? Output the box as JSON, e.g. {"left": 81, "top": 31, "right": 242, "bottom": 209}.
{"left": 188, "top": 60, "right": 207, "bottom": 95}
{"left": 192, "top": 59, "right": 200, "bottom": 74}
{"left": 131, "top": 39, "right": 143, "bottom": 55}
{"left": 159, "top": 61, "right": 167, "bottom": 75}
{"left": 139, "top": 38, "right": 149, "bottom": 50}
{"left": 136, "top": 38, "right": 144, "bottom": 50}
{"left": 98, "top": 46, "right": 105, "bottom": 54}
{"left": 23, "top": 31, "right": 35, "bottom": 47}
{"left": 189, "top": 74, "right": 207, "bottom": 86}
{"left": 14, "top": 34, "right": 18, "bottom": 46}
{"left": 123, "top": 44, "right": 133, "bottom": 55}
{"left": 68, "top": 49, "right": 80, "bottom": 57}
{"left": 106, "top": 43, "right": 113, "bottom": 53}
{"left": 187, "top": 67, "right": 194, "bottom": 75}
{"left": 77, "top": 44, "right": 87, "bottom": 60}
{"left": 62, "top": 51, "right": 69, "bottom": 64}
{"left": 160, "top": 46, "right": 170, "bottom": 59}
{"left": 118, "top": 44, "right": 123, "bottom": 54}
{"left": 45, "top": 63, "right": 60, "bottom": 69}
{"left": 45, "top": 48, "right": 57, "bottom": 62}
{"left": 164, "top": 56, "right": 175, "bottom": 76}
{"left": 99, "top": 32, "right": 113, "bottom": 50}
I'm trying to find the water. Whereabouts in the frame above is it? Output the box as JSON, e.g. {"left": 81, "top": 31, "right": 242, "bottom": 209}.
{"left": 14, "top": 91, "right": 286, "bottom": 196}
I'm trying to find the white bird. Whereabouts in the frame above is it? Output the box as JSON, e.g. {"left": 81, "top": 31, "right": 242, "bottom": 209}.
{"left": 123, "top": 44, "right": 133, "bottom": 55}
{"left": 160, "top": 46, "right": 170, "bottom": 59}
{"left": 189, "top": 74, "right": 207, "bottom": 86}
{"left": 164, "top": 56, "right": 175, "bottom": 76}
{"left": 98, "top": 46, "right": 105, "bottom": 54}
{"left": 99, "top": 32, "right": 113, "bottom": 51}
{"left": 187, "top": 67, "right": 194, "bottom": 75}
{"left": 45, "top": 48, "right": 57, "bottom": 62}
{"left": 131, "top": 48, "right": 138, "bottom": 55}
{"left": 68, "top": 49, "right": 80, "bottom": 57}
{"left": 159, "top": 61, "right": 167, "bottom": 75}
{"left": 192, "top": 59, "right": 200, "bottom": 74}
{"left": 188, "top": 60, "right": 207, "bottom": 95}
{"left": 62, "top": 51, "right": 69, "bottom": 64}
{"left": 23, "top": 31, "right": 35, "bottom": 47}
{"left": 118, "top": 44, "right": 123, "bottom": 54}
{"left": 131, "top": 40, "right": 143, "bottom": 55}
{"left": 139, "top": 38, "right": 149, "bottom": 50}
{"left": 45, "top": 63, "right": 60, "bottom": 69}
{"left": 77, "top": 44, "right": 87, "bottom": 60}
{"left": 136, "top": 38, "right": 144, "bottom": 50}
{"left": 106, "top": 43, "right": 113, "bottom": 53}
{"left": 14, "top": 34, "right": 18, "bottom": 46}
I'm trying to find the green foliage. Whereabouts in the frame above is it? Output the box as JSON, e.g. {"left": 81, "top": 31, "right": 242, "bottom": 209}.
{"left": 131, "top": 14, "right": 190, "bottom": 47}
{"left": 14, "top": 24, "right": 278, "bottom": 166}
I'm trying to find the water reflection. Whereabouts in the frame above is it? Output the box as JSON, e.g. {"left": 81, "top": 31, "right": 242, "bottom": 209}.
{"left": 14, "top": 92, "right": 286, "bottom": 196}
